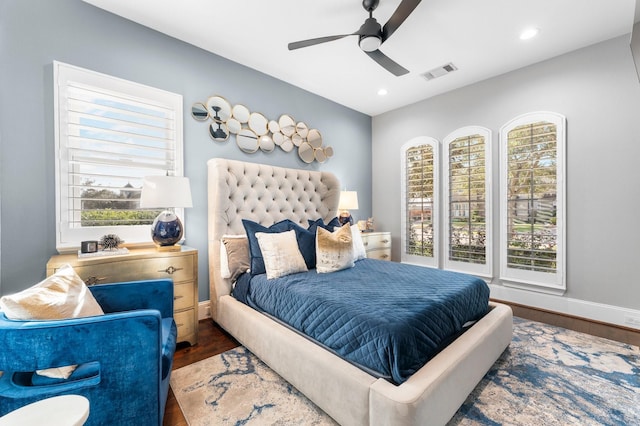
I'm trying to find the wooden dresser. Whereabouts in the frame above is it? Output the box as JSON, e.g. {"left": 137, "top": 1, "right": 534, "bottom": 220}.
{"left": 361, "top": 231, "right": 391, "bottom": 261}
{"left": 46, "top": 246, "right": 198, "bottom": 345}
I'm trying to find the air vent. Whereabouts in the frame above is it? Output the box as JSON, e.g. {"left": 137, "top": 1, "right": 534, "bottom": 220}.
{"left": 421, "top": 62, "right": 458, "bottom": 81}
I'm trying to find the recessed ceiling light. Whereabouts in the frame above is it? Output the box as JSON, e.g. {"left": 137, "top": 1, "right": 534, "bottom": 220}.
{"left": 520, "top": 27, "right": 540, "bottom": 40}
{"left": 377, "top": 89, "right": 388, "bottom": 96}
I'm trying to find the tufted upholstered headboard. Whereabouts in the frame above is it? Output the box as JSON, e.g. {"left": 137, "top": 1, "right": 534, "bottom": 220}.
{"left": 207, "top": 158, "right": 340, "bottom": 320}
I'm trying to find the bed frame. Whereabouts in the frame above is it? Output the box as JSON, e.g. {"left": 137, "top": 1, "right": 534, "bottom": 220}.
{"left": 207, "top": 158, "right": 513, "bottom": 426}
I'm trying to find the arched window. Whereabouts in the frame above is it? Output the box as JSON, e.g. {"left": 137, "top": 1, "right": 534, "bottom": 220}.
{"left": 401, "top": 137, "right": 439, "bottom": 267}
{"left": 500, "top": 112, "right": 566, "bottom": 292}
{"left": 443, "top": 126, "right": 492, "bottom": 277}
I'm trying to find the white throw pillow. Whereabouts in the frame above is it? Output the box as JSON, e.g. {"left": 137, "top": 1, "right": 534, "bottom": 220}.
{"left": 316, "top": 224, "right": 355, "bottom": 273}
{"left": 350, "top": 226, "right": 367, "bottom": 261}
{"left": 0, "top": 264, "right": 104, "bottom": 379}
{"left": 256, "top": 230, "right": 308, "bottom": 279}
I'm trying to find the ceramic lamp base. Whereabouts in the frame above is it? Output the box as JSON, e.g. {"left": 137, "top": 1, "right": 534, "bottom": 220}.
{"left": 151, "top": 210, "right": 184, "bottom": 246}
{"left": 338, "top": 211, "right": 353, "bottom": 226}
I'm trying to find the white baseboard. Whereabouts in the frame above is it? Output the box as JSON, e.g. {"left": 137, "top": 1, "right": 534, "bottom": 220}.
{"left": 490, "top": 284, "right": 640, "bottom": 330}
{"left": 198, "top": 300, "right": 211, "bottom": 321}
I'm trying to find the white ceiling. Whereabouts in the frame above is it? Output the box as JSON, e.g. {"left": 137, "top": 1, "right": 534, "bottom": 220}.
{"left": 83, "top": 0, "right": 635, "bottom": 116}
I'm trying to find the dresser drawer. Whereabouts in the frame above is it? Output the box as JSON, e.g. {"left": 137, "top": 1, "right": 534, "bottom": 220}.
{"left": 367, "top": 248, "right": 391, "bottom": 261}
{"left": 71, "top": 256, "right": 194, "bottom": 286}
{"left": 174, "top": 309, "right": 196, "bottom": 339}
{"left": 174, "top": 281, "right": 195, "bottom": 311}
{"left": 361, "top": 233, "right": 391, "bottom": 250}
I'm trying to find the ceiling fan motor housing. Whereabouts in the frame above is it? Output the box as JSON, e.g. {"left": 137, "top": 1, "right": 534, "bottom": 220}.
{"left": 358, "top": 17, "right": 382, "bottom": 51}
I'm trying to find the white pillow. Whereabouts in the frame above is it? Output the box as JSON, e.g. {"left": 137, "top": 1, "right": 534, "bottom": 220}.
{"left": 316, "top": 224, "right": 355, "bottom": 273}
{"left": 0, "top": 264, "right": 104, "bottom": 320}
{"left": 255, "top": 230, "right": 308, "bottom": 279}
{"left": 0, "top": 264, "right": 104, "bottom": 379}
{"left": 350, "top": 226, "right": 367, "bottom": 261}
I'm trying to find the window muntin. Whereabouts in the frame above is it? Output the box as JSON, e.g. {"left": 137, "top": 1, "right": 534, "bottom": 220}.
{"left": 500, "top": 112, "right": 566, "bottom": 291}
{"left": 401, "top": 137, "right": 439, "bottom": 267}
{"left": 54, "top": 61, "right": 184, "bottom": 251}
{"left": 443, "top": 127, "right": 492, "bottom": 277}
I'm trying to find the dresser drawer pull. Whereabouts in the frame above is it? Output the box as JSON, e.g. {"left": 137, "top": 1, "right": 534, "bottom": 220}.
{"left": 174, "top": 295, "right": 184, "bottom": 301}
{"left": 84, "top": 276, "right": 106, "bottom": 286}
{"left": 160, "top": 266, "right": 183, "bottom": 275}
{"left": 381, "top": 239, "right": 389, "bottom": 244}
{"left": 381, "top": 254, "right": 389, "bottom": 259}
{"left": 363, "top": 242, "right": 369, "bottom": 246}
{"left": 176, "top": 323, "right": 184, "bottom": 328}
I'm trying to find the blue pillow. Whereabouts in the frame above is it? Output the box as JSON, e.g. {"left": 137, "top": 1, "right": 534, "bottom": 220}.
{"left": 294, "top": 217, "right": 339, "bottom": 269}
{"left": 242, "top": 219, "right": 294, "bottom": 275}
{"left": 287, "top": 222, "right": 316, "bottom": 270}
{"left": 307, "top": 217, "right": 341, "bottom": 232}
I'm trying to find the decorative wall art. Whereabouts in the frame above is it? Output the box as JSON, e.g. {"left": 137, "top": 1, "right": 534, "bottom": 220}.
{"left": 191, "top": 96, "right": 334, "bottom": 164}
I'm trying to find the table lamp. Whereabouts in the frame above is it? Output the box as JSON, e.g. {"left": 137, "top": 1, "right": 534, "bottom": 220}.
{"left": 338, "top": 191, "right": 358, "bottom": 226}
{"left": 140, "top": 175, "right": 193, "bottom": 250}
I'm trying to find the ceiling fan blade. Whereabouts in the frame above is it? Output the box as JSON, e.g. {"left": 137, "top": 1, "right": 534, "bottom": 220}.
{"left": 288, "top": 34, "right": 352, "bottom": 50}
{"left": 365, "top": 50, "right": 409, "bottom": 76}
{"left": 381, "top": 0, "right": 421, "bottom": 42}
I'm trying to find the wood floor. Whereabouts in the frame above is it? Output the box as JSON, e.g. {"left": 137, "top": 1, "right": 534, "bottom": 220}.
{"left": 162, "top": 302, "right": 640, "bottom": 425}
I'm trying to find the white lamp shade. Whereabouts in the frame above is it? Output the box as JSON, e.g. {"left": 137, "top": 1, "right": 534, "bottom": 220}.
{"left": 338, "top": 191, "right": 359, "bottom": 211}
{"left": 139, "top": 176, "right": 193, "bottom": 208}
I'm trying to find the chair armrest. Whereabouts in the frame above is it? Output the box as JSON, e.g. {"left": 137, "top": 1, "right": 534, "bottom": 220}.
{"left": 89, "top": 279, "right": 174, "bottom": 318}
{"left": 0, "top": 310, "right": 165, "bottom": 398}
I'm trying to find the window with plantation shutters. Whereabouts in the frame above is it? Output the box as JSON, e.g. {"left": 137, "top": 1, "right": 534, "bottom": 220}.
{"left": 401, "top": 137, "right": 439, "bottom": 267}
{"left": 443, "top": 126, "right": 492, "bottom": 277}
{"left": 54, "top": 61, "right": 184, "bottom": 251}
{"left": 500, "top": 112, "right": 566, "bottom": 292}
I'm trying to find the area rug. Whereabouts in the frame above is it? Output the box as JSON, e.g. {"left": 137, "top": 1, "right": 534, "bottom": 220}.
{"left": 170, "top": 318, "right": 640, "bottom": 425}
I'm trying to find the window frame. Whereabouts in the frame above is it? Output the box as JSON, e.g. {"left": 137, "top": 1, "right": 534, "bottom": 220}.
{"left": 499, "top": 111, "right": 566, "bottom": 292}
{"left": 400, "top": 136, "right": 440, "bottom": 268}
{"left": 54, "top": 61, "right": 184, "bottom": 252}
{"left": 443, "top": 126, "right": 493, "bottom": 277}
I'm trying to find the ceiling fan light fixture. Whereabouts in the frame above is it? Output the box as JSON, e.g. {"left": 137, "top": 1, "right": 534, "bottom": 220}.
{"left": 359, "top": 35, "right": 382, "bottom": 52}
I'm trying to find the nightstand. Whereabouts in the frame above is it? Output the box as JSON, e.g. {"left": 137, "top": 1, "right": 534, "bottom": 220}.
{"left": 361, "top": 232, "right": 391, "bottom": 261}
{"left": 46, "top": 246, "right": 198, "bottom": 345}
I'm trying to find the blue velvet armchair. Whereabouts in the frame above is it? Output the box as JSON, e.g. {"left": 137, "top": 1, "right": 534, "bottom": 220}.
{"left": 0, "top": 279, "right": 177, "bottom": 425}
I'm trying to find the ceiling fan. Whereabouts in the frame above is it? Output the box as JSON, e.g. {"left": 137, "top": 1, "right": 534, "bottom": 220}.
{"left": 287, "top": 0, "right": 421, "bottom": 77}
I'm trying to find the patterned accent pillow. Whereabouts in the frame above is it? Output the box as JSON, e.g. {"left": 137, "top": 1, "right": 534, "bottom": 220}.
{"left": 255, "top": 230, "right": 308, "bottom": 279}
{"left": 316, "top": 224, "right": 355, "bottom": 273}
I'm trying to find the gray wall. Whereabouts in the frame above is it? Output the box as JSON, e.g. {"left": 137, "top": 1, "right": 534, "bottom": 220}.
{"left": 0, "top": 0, "right": 372, "bottom": 301}
{"left": 372, "top": 35, "right": 640, "bottom": 311}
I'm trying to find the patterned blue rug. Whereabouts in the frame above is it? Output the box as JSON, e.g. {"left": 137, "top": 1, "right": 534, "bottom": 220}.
{"left": 450, "top": 317, "right": 640, "bottom": 425}
{"left": 170, "top": 318, "right": 640, "bottom": 425}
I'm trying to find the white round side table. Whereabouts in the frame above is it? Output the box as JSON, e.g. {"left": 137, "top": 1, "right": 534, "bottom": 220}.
{"left": 0, "top": 395, "right": 89, "bottom": 426}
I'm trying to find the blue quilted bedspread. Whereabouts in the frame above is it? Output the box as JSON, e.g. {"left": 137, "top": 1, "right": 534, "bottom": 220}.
{"left": 233, "top": 259, "right": 489, "bottom": 384}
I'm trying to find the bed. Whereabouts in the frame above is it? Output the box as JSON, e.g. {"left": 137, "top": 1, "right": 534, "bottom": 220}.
{"left": 207, "top": 158, "right": 513, "bottom": 426}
